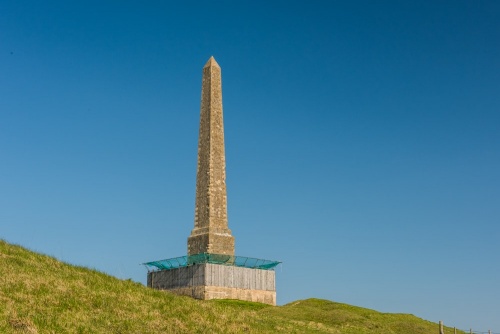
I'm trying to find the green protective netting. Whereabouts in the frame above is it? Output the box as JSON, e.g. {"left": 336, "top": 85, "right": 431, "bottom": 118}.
{"left": 143, "top": 253, "right": 281, "bottom": 271}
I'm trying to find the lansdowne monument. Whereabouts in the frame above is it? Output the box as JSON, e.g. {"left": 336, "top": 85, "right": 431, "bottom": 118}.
{"left": 144, "top": 57, "right": 280, "bottom": 305}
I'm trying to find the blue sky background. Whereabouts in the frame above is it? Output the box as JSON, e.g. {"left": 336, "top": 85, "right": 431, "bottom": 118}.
{"left": 1, "top": 1, "right": 499, "bottom": 331}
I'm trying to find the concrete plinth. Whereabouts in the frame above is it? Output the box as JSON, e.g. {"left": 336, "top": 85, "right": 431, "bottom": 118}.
{"left": 148, "top": 263, "right": 276, "bottom": 305}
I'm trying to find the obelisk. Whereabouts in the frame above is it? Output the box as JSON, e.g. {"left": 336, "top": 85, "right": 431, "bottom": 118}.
{"left": 187, "top": 56, "right": 235, "bottom": 256}
{"left": 144, "top": 57, "right": 278, "bottom": 305}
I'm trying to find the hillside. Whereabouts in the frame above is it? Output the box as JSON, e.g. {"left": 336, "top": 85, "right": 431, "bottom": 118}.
{"left": 0, "top": 240, "right": 462, "bottom": 333}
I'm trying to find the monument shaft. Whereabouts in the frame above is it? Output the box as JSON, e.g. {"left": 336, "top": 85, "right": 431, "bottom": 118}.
{"left": 188, "top": 57, "right": 235, "bottom": 256}
{"left": 146, "top": 57, "right": 278, "bottom": 305}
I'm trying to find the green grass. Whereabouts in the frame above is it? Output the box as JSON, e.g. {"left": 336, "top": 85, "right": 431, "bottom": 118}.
{"left": 1, "top": 239, "right": 463, "bottom": 333}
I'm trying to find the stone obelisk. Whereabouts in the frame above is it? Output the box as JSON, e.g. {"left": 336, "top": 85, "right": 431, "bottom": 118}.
{"left": 145, "top": 57, "right": 278, "bottom": 305}
{"left": 187, "top": 56, "right": 235, "bottom": 256}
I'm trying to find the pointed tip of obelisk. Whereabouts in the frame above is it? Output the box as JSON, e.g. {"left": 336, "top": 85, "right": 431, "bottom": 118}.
{"left": 204, "top": 56, "right": 220, "bottom": 68}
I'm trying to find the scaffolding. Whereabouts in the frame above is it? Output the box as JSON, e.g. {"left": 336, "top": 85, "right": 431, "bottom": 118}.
{"left": 143, "top": 253, "right": 281, "bottom": 271}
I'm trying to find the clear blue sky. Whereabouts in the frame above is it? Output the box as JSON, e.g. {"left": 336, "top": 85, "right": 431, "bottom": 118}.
{"left": 1, "top": 1, "right": 499, "bottom": 331}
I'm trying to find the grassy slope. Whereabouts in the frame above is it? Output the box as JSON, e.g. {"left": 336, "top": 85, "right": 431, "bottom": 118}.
{"left": 0, "top": 240, "right": 463, "bottom": 334}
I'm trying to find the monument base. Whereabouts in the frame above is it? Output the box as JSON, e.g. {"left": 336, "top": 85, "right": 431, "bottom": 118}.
{"left": 147, "top": 263, "right": 276, "bottom": 305}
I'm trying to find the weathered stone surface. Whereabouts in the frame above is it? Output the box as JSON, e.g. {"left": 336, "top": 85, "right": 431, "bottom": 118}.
{"left": 188, "top": 56, "right": 235, "bottom": 256}
{"left": 168, "top": 286, "right": 276, "bottom": 305}
{"left": 148, "top": 264, "right": 276, "bottom": 305}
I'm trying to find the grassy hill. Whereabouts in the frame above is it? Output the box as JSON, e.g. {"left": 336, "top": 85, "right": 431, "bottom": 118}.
{"left": 1, "top": 239, "right": 462, "bottom": 333}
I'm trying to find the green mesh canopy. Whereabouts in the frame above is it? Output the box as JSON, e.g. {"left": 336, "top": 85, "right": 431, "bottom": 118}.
{"left": 143, "top": 253, "right": 281, "bottom": 271}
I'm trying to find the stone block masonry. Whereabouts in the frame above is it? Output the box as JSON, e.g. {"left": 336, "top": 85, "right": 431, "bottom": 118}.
{"left": 188, "top": 56, "right": 235, "bottom": 256}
